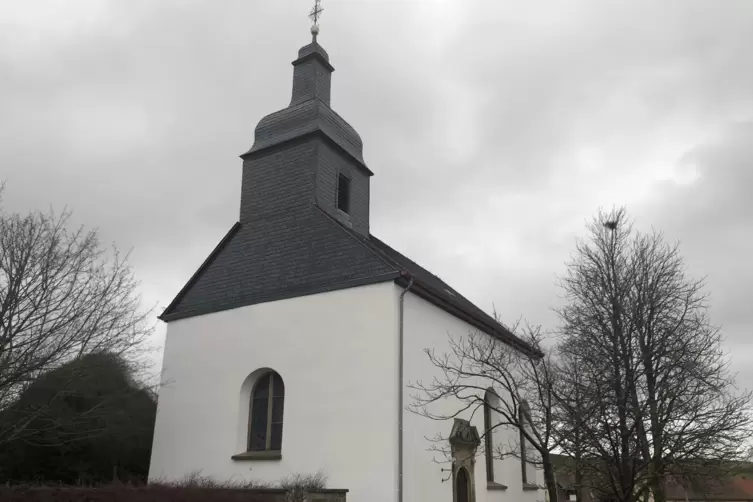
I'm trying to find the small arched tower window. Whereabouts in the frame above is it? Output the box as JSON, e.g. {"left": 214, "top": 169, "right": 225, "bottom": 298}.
{"left": 249, "top": 371, "right": 285, "bottom": 452}
{"left": 483, "top": 389, "right": 495, "bottom": 483}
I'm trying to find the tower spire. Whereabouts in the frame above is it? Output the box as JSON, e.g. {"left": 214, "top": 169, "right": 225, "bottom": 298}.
{"left": 239, "top": 0, "right": 371, "bottom": 235}
{"left": 309, "top": 0, "right": 323, "bottom": 43}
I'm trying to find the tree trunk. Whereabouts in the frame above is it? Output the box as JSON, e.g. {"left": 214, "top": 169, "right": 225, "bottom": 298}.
{"left": 650, "top": 474, "right": 665, "bottom": 502}
{"left": 543, "top": 452, "right": 559, "bottom": 502}
{"left": 575, "top": 448, "right": 584, "bottom": 502}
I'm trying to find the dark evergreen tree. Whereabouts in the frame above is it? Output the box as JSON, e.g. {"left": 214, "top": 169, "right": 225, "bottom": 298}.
{"left": 0, "top": 352, "right": 156, "bottom": 484}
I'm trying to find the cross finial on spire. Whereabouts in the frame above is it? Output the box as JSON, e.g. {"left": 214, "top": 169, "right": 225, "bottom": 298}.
{"left": 309, "top": 0, "right": 323, "bottom": 42}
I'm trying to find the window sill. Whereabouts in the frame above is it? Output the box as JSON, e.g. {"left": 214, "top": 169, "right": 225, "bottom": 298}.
{"left": 335, "top": 209, "right": 353, "bottom": 228}
{"left": 487, "top": 482, "right": 508, "bottom": 491}
{"left": 523, "top": 483, "right": 539, "bottom": 491}
{"left": 231, "top": 450, "right": 282, "bottom": 461}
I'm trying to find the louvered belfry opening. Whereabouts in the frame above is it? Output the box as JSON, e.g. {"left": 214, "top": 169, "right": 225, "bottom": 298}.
{"left": 239, "top": 39, "right": 373, "bottom": 237}
{"left": 337, "top": 173, "right": 351, "bottom": 214}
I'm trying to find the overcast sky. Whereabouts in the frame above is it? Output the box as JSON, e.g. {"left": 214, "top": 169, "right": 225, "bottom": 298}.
{"left": 2, "top": 0, "right": 752, "bottom": 389}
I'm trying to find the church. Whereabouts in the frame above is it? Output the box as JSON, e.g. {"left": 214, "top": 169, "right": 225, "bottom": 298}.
{"left": 149, "top": 15, "right": 542, "bottom": 502}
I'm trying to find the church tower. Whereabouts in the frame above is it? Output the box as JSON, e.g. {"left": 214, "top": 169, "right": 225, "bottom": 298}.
{"left": 239, "top": 34, "right": 372, "bottom": 236}
{"left": 159, "top": 26, "right": 395, "bottom": 322}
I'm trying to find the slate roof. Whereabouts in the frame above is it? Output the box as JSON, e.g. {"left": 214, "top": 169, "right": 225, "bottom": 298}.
{"left": 246, "top": 99, "right": 368, "bottom": 171}
{"left": 160, "top": 207, "right": 538, "bottom": 357}
{"left": 159, "top": 208, "right": 397, "bottom": 321}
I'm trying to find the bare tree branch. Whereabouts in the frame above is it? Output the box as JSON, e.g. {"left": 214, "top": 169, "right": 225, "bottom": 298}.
{"left": 0, "top": 195, "right": 154, "bottom": 446}
{"left": 409, "top": 320, "right": 575, "bottom": 502}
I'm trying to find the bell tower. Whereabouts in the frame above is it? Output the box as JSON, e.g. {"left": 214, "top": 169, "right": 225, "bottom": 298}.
{"left": 238, "top": 4, "right": 373, "bottom": 236}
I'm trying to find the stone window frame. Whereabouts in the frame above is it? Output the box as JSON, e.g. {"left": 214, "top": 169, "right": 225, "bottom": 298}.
{"left": 483, "top": 389, "right": 495, "bottom": 483}
{"left": 484, "top": 389, "right": 508, "bottom": 491}
{"left": 520, "top": 399, "right": 537, "bottom": 489}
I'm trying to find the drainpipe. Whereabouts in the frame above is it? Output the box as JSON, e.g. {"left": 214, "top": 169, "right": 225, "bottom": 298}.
{"left": 398, "top": 273, "right": 414, "bottom": 502}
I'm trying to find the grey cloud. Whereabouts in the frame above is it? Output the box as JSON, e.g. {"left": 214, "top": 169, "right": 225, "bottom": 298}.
{"left": 2, "top": 0, "right": 753, "bottom": 380}
{"left": 624, "top": 122, "right": 753, "bottom": 390}
{"left": 638, "top": 122, "right": 753, "bottom": 325}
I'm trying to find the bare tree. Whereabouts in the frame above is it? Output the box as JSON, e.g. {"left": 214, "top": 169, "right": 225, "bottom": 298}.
{"left": 554, "top": 341, "right": 603, "bottom": 502}
{"left": 556, "top": 331, "right": 643, "bottom": 502}
{"left": 409, "top": 321, "right": 572, "bottom": 502}
{"left": 0, "top": 188, "right": 153, "bottom": 445}
{"left": 558, "top": 208, "right": 753, "bottom": 502}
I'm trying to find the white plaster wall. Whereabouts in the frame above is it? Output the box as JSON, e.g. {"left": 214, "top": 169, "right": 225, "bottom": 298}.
{"left": 149, "top": 282, "right": 398, "bottom": 502}
{"left": 402, "top": 289, "right": 543, "bottom": 502}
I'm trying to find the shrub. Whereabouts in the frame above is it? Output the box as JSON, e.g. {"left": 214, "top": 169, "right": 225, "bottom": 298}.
{"left": 278, "top": 471, "right": 327, "bottom": 502}
{"left": 0, "top": 470, "right": 333, "bottom": 501}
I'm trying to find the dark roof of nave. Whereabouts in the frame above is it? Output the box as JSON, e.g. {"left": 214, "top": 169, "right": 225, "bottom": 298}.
{"left": 160, "top": 207, "right": 539, "bottom": 357}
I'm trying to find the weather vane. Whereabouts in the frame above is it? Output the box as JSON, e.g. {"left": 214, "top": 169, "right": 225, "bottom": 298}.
{"left": 309, "top": 0, "right": 323, "bottom": 42}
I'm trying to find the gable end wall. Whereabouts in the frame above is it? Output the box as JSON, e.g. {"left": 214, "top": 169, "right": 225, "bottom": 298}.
{"left": 149, "top": 282, "right": 399, "bottom": 502}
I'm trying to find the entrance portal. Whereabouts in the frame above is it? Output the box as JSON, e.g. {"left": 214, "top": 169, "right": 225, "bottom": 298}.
{"left": 448, "top": 418, "right": 479, "bottom": 502}
{"left": 456, "top": 467, "right": 470, "bottom": 502}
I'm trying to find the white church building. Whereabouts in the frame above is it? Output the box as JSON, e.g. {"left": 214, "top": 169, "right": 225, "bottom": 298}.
{"left": 149, "top": 25, "right": 542, "bottom": 502}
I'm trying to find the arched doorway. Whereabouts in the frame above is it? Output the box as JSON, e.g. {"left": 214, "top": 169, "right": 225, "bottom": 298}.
{"left": 449, "top": 418, "right": 479, "bottom": 502}
{"left": 456, "top": 467, "right": 470, "bottom": 502}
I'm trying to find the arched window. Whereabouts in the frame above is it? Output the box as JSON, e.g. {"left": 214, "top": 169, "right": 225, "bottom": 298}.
{"left": 483, "top": 389, "right": 495, "bottom": 483}
{"left": 248, "top": 371, "right": 285, "bottom": 452}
